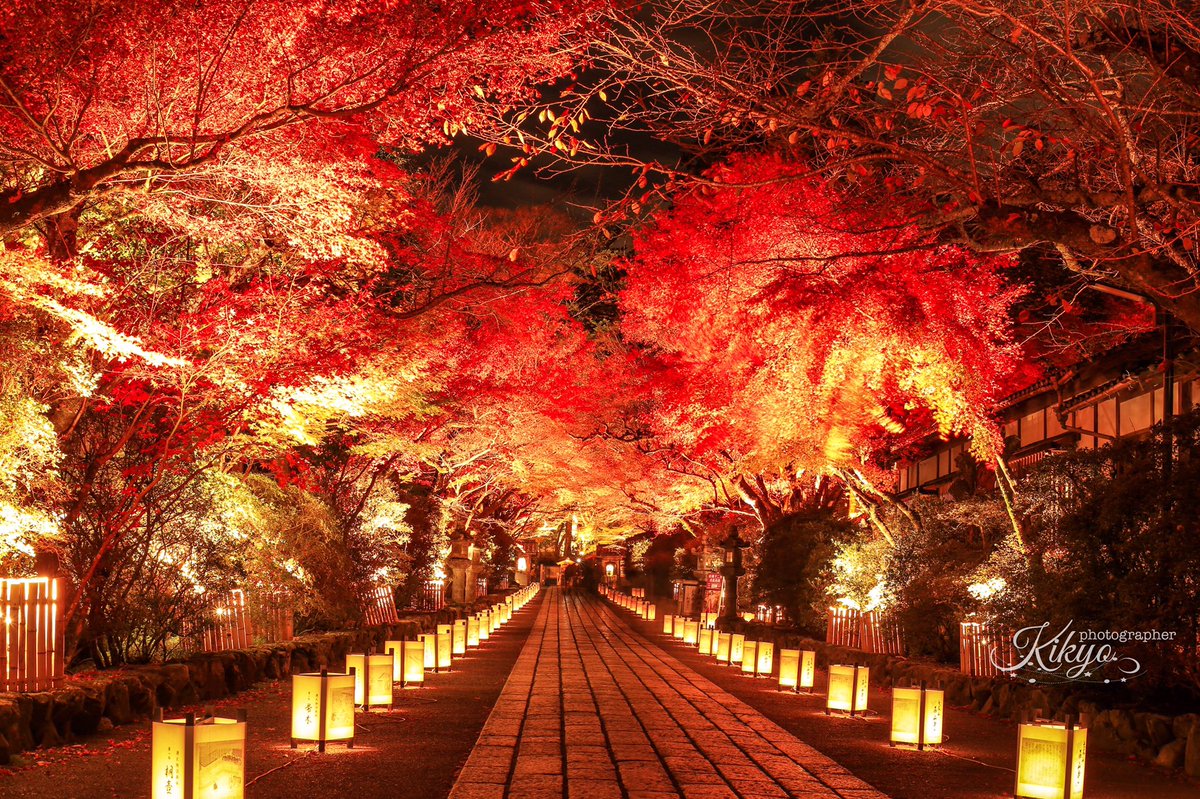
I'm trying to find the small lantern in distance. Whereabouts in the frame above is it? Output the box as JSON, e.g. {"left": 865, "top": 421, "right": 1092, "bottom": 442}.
{"left": 729, "top": 633, "right": 746, "bottom": 666}
{"left": 291, "top": 669, "right": 355, "bottom": 751}
{"left": 467, "top": 616, "right": 480, "bottom": 647}
{"left": 825, "top": 664, "right": 869, "bottom": 717}
{"left": 890, "top": 681, "right": 944, "bottom": 750}
{"left": 698, "top": 626, "right": 714, "bottom": 656}
{"left": 716, "top": 631, "right": 732, "bottom": 663}
{"left": 741, "top": 640, "right": 758, "bottom": 674}
{"left": 453, "top": 620, "right": 467, "bottom": 655}
{"left": 346, "top": 653, "right": 394, "bottom": 711}
{"left": 663, "top": 614, "right": 674, "bottom": 635}
{"left": 755, "top": 640, "right": 774, "bottom": 677}
{"left": 436, "top": 623, "right": 453, "bottom": 671}
{"left": 384, "top": 639, "right": 425, "bottom": 687}
{"left": 152, "top": 709, "right": 247, "bottom": 799}
{"left": 1015, "top": 714, "right": 1088, "bottom": 799}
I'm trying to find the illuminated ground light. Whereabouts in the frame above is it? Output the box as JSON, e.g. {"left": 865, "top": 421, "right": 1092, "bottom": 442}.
{"left": 152, "top": 710, "right": 247, "bottom": 799}
{"left": 1015, "top": 716, "right": 1088, "bottom": 799}
{"left": 825, "top": 664, "right": 869, "bottom": 717}
{"left": 291, "top": 669, "right": 355, "bottom": 752}
{"left": 889, "top": 682, "right": 943, "bottom": 750}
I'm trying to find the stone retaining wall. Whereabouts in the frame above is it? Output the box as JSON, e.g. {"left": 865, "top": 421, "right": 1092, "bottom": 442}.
{"left": 0, "top": 608, "right": 469, "bottom": 765}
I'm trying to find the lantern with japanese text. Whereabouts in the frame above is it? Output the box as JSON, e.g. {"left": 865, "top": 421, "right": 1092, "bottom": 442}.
{"left": 826, "top": 664, "right": 868, "bottom": 716}
{"left": 716, "top": 632, "right": 732, "bottom": 663}
{"left": 890, "top": 682, "right": 944, "bottom": 750}
{"left": 741, "top": 640, "right": 758, "bottom": 674}
{"left": 291, "top": 670, "right": 355, "bottom": 751}
{"left": 1015, "top": 716, "right": 1088, "bottom": 799}
{"left": 755, "top": 641, "right": 774, "bottom": 677}
{"left": 730, "top": 633, "right": 745, "bottom": 666}
{"left": 436, "top": 623, "right": 453, "bottom": 670}
{"left": 778, "top": 650, "right": 816, "bottom": 692}
{"left": 346, "top": 653, "right": 394, "bottom": 711}
{"left": 384, "top": 639, "right": 425, "bottom": 687}
{"left": 152, "top": 710, "right": 247, "bottom": 799}
{"left": 453, "top": 620, "right": 467, "bottom": 655}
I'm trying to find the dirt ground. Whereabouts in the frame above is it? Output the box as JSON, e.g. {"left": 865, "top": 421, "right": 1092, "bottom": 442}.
{"left": 0, "top": 596, "right": 541, "bottom": 799}
{"left": 616, "top": 609, "right": 1199, "bottom": 799}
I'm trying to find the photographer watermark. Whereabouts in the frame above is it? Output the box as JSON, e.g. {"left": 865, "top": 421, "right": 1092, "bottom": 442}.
{"left": 990, "top": 620, "right": 1166, "bottom": 683}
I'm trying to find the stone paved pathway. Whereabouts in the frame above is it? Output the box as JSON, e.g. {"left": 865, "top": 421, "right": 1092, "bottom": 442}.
{"left": 450, "top": 589, "right": 889, "bottom": 799}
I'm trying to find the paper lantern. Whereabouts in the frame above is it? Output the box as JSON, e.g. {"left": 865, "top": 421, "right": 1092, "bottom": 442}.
{"left": 756, "top": 641, "right": 774, "bottom": 676}
{"left": 778, "top": 649, "right": 816, "bottom": 692}
{"left": 152, "top": 710, "right": 247, "bottom": 799}
{"left": 1015, "top": 718, "right": 1087, "bottom": 799}
{"left": 452, "top": 620, "right": 467, "bottom": 655}
{"left": 701, "top": 612, "right": 716, "bottom": 629}
{"left": 383, "top": 639, "right": 424, "bottom": 687}
{"left": 673, "top": 618, "right": 687, "bottom": 641}
{"left": 346, "top": 653, "right": 394, "bottom": 711}
{"left": 890, "top": 683, "right": 944, "bottom": 750}
{"left": 683, "top": 619, "right": 699, "bottom": 645}
{"left": 698, "top": 627, "right": 714, "bottom": 656}
{"left": 291, "top": 670, "right": 355, "bottom": 751}
{"left": 420, "top": 633, "right": 437, "bottom": 669}
{"left": 663, "top": 615, "right": 674, "bottom": 635}
{"left": 741, "top": 640, "right": 758, "bottom": 674}
{"left": 436, "top": 623, "right": 453, "bottom": 670}
{"left": 646, "top": 604, "right": 656, "bottom": 621}
{"left": 517, "top": 556, "right": 528, "bottom": 572}
{"left": 729, "top": 633, "right": 745, "bottom": 665}
{"left": 716, "top": 632, "right": 731, "bottom": 663}
{"left": 478, "top": 612, "right": 491, "bottom": 641}
{"left": 826, "top": 664, "right": 869, "bottom": 716}
{"left": 467, "top": 616, "right": 480, "bottom": 647}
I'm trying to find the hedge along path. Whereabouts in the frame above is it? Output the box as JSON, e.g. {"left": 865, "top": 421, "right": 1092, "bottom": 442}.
{"left": 450, "top": 588, "right": 890, "bottom": 799}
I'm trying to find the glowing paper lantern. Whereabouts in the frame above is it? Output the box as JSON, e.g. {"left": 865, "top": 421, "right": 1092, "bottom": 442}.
{"left": 716, "top": 632, "right": 732, "bottom": 663}
{"left": 152, "top": 710, "right": 247, "bottom": 799}
{"left": 346, "top": 653, "right": 394, "bottom": 711}
{"left": 383, "top": 639, "right": 424, "bottom": 686}
{"left": 683, "top": 619, "right": 699, "bottom": 645}
{"left": 647, "top": 604, "right": 656, "bottom": 621}
{"left": 663, "top": 615, "right": 674, "bottom": 635}
{"left": 291, "top": 670, "right": 355, "bottom": 751}
{"left": 436, "top": 623, "right": 453, "bottom": 670}
{"left": 826, "top": 664, "right": 869, "bottom": 716}
{"left": 741, "top": 640, "right": 758, "bottom": 674}
{"left": 470, "top": 609, "right": 484, "bottom": 643}
{"left": 698, "top": 627, "right": 714, "bottom": 656}
{"left": 452, "top": 620, "right": 467, "bottom": 655}
{"left": 420, "top": 633, "right": 437, "bottom": 669}
{"left": 890, "top": 683, "right": 944, "bottom": 750}
{"left": 673, "top": 618, "right": 687, "bottom": 641}
{"left": 730, "top": 633, "right": 745, "bottom": 665}
{"left": 467, "top": 616, "right": 480, "bottom": 647}
{"left": 756, "top": 641, "right": 774, "bottom": 676}
{"left": 701, "top": 612, "right": 717, "bottom": 629}
{"left": 778, "top": 649, "right": 816, "bottom": 692}
{"left": 1015, "top": 718, "right": 1087, "bottom": 799}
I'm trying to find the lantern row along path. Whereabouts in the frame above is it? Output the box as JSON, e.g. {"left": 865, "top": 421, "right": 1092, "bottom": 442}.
{"left": 449, "top": 589, "right": 889, "bottom": 799}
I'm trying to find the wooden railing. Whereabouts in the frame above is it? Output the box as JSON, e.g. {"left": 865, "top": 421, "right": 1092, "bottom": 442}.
{"left": 1, "top": 577, "right": 66, "bottom": 692}
{"left": 960, "top": 619, "right": 1015, "bottom": 677}
{"left": 826, "top": 606, "right": 904, "bottom": 655}
{"left": 363, "top": 584, "right": 400, "bottom": 626}
{"left": 200, "top": 589, "right": 252, "bottom": 652}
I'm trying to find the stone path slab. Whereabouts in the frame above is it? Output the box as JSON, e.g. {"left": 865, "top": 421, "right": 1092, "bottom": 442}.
{"left": 450, "top": 589, "right": 889, "bottom": 799}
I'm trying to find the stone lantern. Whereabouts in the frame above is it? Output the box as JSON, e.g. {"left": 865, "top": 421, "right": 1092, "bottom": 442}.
{"left": 719, "top": 529, "right": 748, "bottom": 626}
